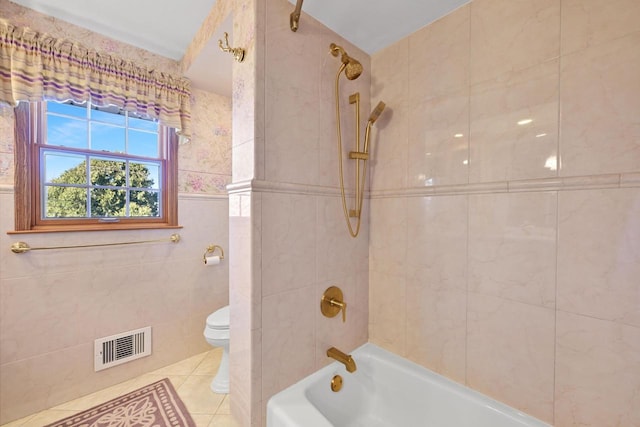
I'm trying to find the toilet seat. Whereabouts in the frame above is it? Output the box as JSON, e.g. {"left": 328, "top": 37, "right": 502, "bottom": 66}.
{"left": 206, "top": 306, "right": 230, "bottom": 330}
{"left": 204, "top": 306, "right": 230, "bottom": 341}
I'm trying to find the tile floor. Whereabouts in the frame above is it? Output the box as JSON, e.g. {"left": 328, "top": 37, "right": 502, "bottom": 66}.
{"left": 1, "top": 349, "right": 239, "bottom": 427}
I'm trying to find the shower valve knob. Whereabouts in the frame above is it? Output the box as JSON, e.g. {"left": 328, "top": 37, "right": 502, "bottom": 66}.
{"left": 321, "top": 286, "right": 347, "bottom": 322}
{"left": 330, "top": 299, "right": 347, "bottom": 323}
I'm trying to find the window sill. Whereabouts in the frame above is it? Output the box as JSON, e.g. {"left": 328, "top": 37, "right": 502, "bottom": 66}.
{"left": 7, "top": 224, "right": 183, "bottom": 234}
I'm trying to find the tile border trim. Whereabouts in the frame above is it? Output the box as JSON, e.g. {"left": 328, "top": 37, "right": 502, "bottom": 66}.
{"left": 227, "top": 172, "right": 640, "bottom": 198}
{"left": 227, "top": 180, "right": 355, "bottom": 197}
{"left": 178, "top": 192, "right": 228, "bottom": 201}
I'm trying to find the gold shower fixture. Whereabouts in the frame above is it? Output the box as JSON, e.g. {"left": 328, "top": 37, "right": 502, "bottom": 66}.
{"left": 321, "top": 286, "right": 347, "bottom": 322}
{"left": 330, "top": 43, "right": 386, "bottom": 238}
{"left": 290, "top": 0, "right": 304, "bottom": 31}
{"left": 330, "top": 43, "right": 363, "bottom": 80}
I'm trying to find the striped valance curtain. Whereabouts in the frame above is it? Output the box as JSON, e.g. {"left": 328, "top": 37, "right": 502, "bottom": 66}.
{"left": 0, "top": 20, "right": 192, "bottom": 141}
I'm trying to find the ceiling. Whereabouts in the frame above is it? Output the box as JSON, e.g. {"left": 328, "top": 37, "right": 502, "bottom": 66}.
{"left": 9, "top": 0, "right": 468, "bottom": 95}
{"left": 289, "top": 0, "right": 469, "bottom": 55}
{"left": 9, "top": 0, "right": 216, "bottom": 60}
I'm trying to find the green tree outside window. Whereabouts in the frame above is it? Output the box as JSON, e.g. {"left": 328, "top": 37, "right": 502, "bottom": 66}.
{"left": 46, "top": 160, "right": 158, "bottom": 218}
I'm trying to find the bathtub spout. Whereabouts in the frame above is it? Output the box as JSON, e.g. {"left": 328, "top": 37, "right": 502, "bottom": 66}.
{"left": 327, "top": 347, "right": 357, "bottom": 373}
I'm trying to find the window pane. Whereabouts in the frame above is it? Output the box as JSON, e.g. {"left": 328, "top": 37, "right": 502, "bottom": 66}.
{"left": 130, "top": 162, "right": 159, "bottom": 189}
{"left": 43, "top": 152, "right": 87, "bottom": 184}
{"left": 89, "top": 158, "right": 126, "bottom": 187}
{"left": 90, "top": 188, "right": 127, "bottom": 217}
{"left": 130, "top": 190, "right": 160, "bottom": 217}
{"left": 129, "top": 116, "right": 158, "bottom": 132}
{"left": 91, "top": 106, "right": 126, "bottom": 126}
{"left": 44, "top": 185, "right": 87, "bottom": 218}
{"left": 46, "top": 101, "right": 87, "bottom": 118}
{"left": 91, "top": 123, "right": 125, "bottom": 152}
{"left": 15, "top": 101, "right": 175, "bottom": 228}
{"left": 128, "top": 129, "right": 159, "bottom": 157}
{"left": 46, "top": 115, "right": 88, "bottom": 148}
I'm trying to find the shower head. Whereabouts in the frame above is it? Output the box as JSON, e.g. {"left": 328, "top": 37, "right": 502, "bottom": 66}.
{"left": 368, "top": 101, "right": 386, "bottom": 124}
{"left": 362, "top": 101, "right": 386, "bottom": 155}
{"left": 344, "top": 58, "right": 363, "bottom": 80}
{"left": 330, "top": 43, "right": 363, "bottom": 80}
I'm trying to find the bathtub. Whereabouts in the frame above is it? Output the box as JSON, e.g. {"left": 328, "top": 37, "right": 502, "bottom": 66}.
{"left": 267, "top": 343, "right": 550, "bottom": 427}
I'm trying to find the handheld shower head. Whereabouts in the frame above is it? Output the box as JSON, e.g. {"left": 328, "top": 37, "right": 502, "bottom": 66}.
{"left": 363, "top": 101, "right": 386, "bottom": 155}
{"left": 330, "top": 43, "right": 363, "bottom": 80}
{"left": 368, "top": 101, "right": 386, "bottom": 124}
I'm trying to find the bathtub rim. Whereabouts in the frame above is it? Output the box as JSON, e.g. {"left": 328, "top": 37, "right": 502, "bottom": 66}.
{"left": 266, "top": 342, "right": 551, "bottom": 427}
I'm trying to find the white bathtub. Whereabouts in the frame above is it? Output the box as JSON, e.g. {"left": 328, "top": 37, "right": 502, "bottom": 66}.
{"left": 267, "top": 343, "right": 550, "bottom": 427}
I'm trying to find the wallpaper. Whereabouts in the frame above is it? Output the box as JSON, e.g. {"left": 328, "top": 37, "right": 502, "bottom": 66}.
{"left": 0, "top": 0, "right": 232, "bottom": 194}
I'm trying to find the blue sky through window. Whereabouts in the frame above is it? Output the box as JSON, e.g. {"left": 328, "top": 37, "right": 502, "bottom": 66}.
{"left": 47, "top": 101, "right": 160, "bottom": 158}
{"left": 128, "top": 129, "right": 159, "bottom": 157}
{"left": 46, "top": 115, "right": 87, "bottom": 149}
{"left": 44, "top": 101, "right": 162, "bottom": 187}
{"left": 91, "top": 108, "right": 125, "bottom": 126}
{"left": 46, "top": 101, "right": 86, "bottom": 118}
{"left": 91, "top": 123, "right": 126, "bottom": 152}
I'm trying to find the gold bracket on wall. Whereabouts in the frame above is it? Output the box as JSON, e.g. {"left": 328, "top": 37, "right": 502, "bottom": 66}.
{"left": 203, "top": 244, "right": 225, "bottom": 263}
{"left": 218, "top": 32, "right": 245, "bottom": 63}
{"left": 290, "top": 0, "right": 304, "bottom": 32}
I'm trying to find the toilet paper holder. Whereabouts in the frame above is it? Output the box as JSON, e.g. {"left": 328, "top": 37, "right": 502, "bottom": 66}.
{"left": 203, "top": 245, "right": 225, "bottom": 263}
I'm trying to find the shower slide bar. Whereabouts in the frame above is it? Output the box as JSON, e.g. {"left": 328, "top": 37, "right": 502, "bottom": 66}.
{"left": 10, "top": 233, "right": 180, "bottom": 254}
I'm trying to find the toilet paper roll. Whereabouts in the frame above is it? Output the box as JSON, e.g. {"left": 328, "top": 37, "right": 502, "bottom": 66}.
{"left": 204, "top": 255, "right": 221, "bottom": 266}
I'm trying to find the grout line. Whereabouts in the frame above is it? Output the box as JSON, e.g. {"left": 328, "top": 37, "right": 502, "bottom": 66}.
{"left": 466, "top": 0, "right": 472, "bottom": 188}
{"left": 402, "top": 199, "right": 408, "bottom": 358}
{"left": 553, "top": 190, "right": 560, "bottom": 427}
{"left": 464, "top": 0, "right": 472, "bottom": 388}
{"left": 405, "top": 33, "right": 411, "bottom": 190}
{"left": 464, "top": 192, "right": 470, "bottom": 387}
{"left": 553, "top": 6, "right": 562, "bottom": 423}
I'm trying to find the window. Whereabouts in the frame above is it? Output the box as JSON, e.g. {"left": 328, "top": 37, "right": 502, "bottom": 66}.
{"left": 13, "top": 100, "right": 178, "bottom": 232}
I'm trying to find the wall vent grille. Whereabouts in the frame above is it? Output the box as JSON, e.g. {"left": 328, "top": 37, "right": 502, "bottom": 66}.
{"left": 94, "top": 326, "right": 151, "bottom": 371}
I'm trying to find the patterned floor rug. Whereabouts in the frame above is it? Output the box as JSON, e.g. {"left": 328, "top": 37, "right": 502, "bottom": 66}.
{"left": 44, "top": 378, "right": 196, "bottom": 427}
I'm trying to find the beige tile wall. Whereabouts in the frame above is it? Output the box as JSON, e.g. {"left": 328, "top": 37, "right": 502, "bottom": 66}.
{"left": 0, "top": 192, "right": 230, "bottom": 424}
{"left": 369, "top": 0, "right": 640, "bottom": 425}
{"left": 227, "top": 0, "right": 263, "bottom": 424}
{"left": 0, "top": 3, "right": 232, "bottom": 424}
{"left": 229, "top": 0, "right": 371, "bottom": 425}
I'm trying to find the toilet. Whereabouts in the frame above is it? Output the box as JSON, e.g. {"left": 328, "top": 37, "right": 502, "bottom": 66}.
{"left": 203, "top": 305, "right": 230, "bottom": 394}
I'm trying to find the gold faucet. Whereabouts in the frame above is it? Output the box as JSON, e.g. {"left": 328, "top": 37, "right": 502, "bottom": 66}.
{"left": 327, "top": 347, "right": 357, "bottom": 373}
